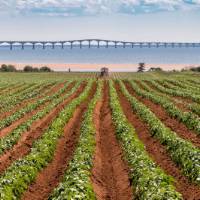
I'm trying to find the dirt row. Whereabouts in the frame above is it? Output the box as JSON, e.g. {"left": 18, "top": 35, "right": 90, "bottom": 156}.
{"left": 0, "top": 82, "right": 83, "bottom": 174}
{"left": 1, "top": 80, "right": 199, "bottom": 199}
{"left": 117, "top": 82, "right": 200, "bottom": 199}
{"left": 136, "top": 80, "right": 192, "bottom": 113}
{"left": 21, "top": 82, "right": 96, "bottom": 200}
{"left": 0, "top": 82, "right": 65, "bottom": 120}
{"left": 91, "top": 82, "right": 133, "bottom": 200}
{"left": 144, "top": 80, "right": 197, "bottom": 113}
{"left": 0, "top": 84, "right": 29, "bottom": 96}
{"left": 128, "top": 81, "right": 200, "bottom": 148}
{"left": 0, "top": 82, "right": 70, "bottom": 138}
{"left": 22, "top": 82, "right": 134, "bottom": 200}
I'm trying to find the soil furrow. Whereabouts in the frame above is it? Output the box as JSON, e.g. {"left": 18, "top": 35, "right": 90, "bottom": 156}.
{"left": 0, "top": 84, "right": 24, "bottom": 96}
{"left": 0, "top": 82, "right": 69, "bottom": 138}
{"left": 115, "top": 82, "right": 200, "bottom": 200}
{"left": 21, "top": 83, "right": 96, "bottom": 200}
{"left": 124, "top": 81, "right": 200, "bottom": 148}
{"left": 145, "top": 80, "right": 196, "bottom": 105}
{"left": 0, "top": 82, "right": 81, "bottom": 174}
{"left": 136, "top": 80, "right": 191, "bottom": 113}
{"left": 0, "top": 82, "right": 65, "bottom": 120}
{"left": 91, "top": 82, "right": 133, "bottom": 200}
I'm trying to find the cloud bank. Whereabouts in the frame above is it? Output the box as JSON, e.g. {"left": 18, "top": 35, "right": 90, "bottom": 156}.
{"left": 1, "top": 0, "right": 200, "bottom": 16}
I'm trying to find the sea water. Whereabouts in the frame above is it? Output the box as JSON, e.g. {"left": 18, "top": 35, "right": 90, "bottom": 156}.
{"left": 0, "top": 45, "right": 200, "bottom": 69}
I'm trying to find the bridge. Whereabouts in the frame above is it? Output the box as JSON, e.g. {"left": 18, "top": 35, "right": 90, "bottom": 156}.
{"left": 0, "top": 39, "right": 200, "bottom": 50}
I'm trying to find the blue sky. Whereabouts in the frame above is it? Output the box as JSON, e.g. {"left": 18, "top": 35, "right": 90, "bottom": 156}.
{"left": 0, "top": 0, "right": 200, "bottom": 41}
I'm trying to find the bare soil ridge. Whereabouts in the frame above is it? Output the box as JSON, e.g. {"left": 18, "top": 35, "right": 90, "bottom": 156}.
{"left": 91, "top": 82, "right": 133, "bottom": 200}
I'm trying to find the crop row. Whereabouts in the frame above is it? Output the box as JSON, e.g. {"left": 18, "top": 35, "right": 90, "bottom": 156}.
{"left": 129, "top": 80, "right": 200, "bottom": 135}
{"left": 157, "top": 80, "right": 200, "bottom": 99}
{"left": 149, "top": 80, "right": 200, "bottom": 103}
{"left": 0, "top": 82, "right": 54, "bottom": 112}
{"left": 109, "top": 80, "right": 182, "bottom": 199}
{"left": 140, "top": 80, "right": 200, "bottom": 117}
{"left": 0, "top": 80, "right": 93, "bottom": 199}
{"left": 0, "top": 83, "right": 36, "bottom": 102}
{"left": 0, "top": 83, "right": 10, "bottom": 91}
{"left": 0, "top": 82, "right": 70, "bottom": 130}
{"left": 164, "top": 79, "right": 200, "bottom": 93}
{"left": 119, "top": 80, "right": 200, "bottom": 184}
{"left": 0, "top": 82, "right": 60, "bottom": 116}
{"left": 0, "top": 81, "right": 80, "bottom": 155}
{"left": 49, "top": 80, "right": 103, "bottom": 200}
{"left": 0, "top": 83, "right": 26, "bottom": 96}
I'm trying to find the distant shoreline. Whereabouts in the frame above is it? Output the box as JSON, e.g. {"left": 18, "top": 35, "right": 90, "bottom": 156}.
{"left": 0, "top": 63, "right": 199, "bottom": 72}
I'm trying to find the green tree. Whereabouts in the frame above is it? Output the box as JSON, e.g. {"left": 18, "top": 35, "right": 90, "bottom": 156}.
{"left": 0, "top": 64, "right": 16, "bottom": 72}
{"left": 137, "top": 63, "right": 145, "bottom": 72}
{"left": 23, "top": 66, "right": 33, "bottom": 72}
{"left": 40, "top": 66, "right": 52, "bottom": 72}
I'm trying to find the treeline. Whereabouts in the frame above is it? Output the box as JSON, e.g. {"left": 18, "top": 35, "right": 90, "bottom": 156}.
{"left": 0, "top": 64, "right": 53, "bottom": 72}
{"left": 190, "top": 66, "right": 200, "bottom": 72}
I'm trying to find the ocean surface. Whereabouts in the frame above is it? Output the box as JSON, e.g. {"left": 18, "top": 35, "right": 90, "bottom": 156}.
{"left": 0, "top": 46, "right": 200, "bottom": 71}
{"left": 0, "top": 46, "right": 200, "bottom": 70}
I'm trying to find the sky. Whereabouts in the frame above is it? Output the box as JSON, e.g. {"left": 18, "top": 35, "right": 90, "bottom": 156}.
{"left": 0, "top": 0, "right": 200, "bottom": 42}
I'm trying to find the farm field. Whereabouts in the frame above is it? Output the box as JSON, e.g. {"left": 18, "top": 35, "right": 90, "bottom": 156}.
{"left": 0, "top": 72, "right": 200, "bottom": 200}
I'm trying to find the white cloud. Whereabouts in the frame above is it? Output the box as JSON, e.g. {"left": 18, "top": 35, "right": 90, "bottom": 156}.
{"left": 0, "top": 0, "right": 200, "bottom": 16}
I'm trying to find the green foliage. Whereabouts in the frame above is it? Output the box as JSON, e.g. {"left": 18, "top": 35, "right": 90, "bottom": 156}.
{"left": 39, "top": 66, "right": 52, "bottom": 72}
{"left": 0, "top": 83, "right": 54, "bottom": 112}
{"left": 49, "top": 81, "right": 103, "bottom": 200}
{"left": 0, "top": 64, "right": 17, "bottom": 72}
{"left": 109, "top": 80, "right": 182, "bottom": 199}
{"left": 190, "top": 66, "right": 200, "bottom": 72}
{"left": 129, "top": 81, "right": 200, "bottom": 135}
{"left": 137, "top": 63, "right": 145, "bottom": 72}
{"left": 149, "top": 80, "right": 200, "bottom": 103}
{"left": 0, "top": 81, "right": 80, "bottom": 155}
{"left": 23, "top": 66, "right": 52, "bottom": 72}
{"left": 119, "top": 80, "right": 200, "bottom": 184}
{"left": 0, "top": 80, "right": 93, "bottom": 199}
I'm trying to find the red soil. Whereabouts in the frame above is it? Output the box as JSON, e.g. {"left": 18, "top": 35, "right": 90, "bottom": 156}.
{"left": 91, "top": 82, "right": 133, "bottom": 200}
{"left": 0, "top": 82, "right": 82, "bottom": 174}
{"left": 0, "top": 82, "right": 69, "bottom": 138}
{"left": 124, "top": 81, "right": 200, "bottom": 148}
{"left": 0, "top": 82, "right": 63, "bottom": 120}
{"left": 21, "top": 83, "right": 96, "bottom": 200}
{"left": 144, "top": 80, "right": 195, "bottom": 112}
{"left": 115, "top": 82, "right": 200, "bottom": 200}
{"left": 0, "top": 84, "right": 24, "bottom": 95}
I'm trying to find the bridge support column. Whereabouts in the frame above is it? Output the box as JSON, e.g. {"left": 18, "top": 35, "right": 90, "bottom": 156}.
{"left": 52, "top": 43, "right": 55, "bottom": 49}
{"left": 123, "top": 42, "right": 126, "bottom": 48}
{"left": 80, "top": 41, "right": 82, "bottom": 49}
{"left": 88, "top": 40, "right": 91, "bottom": 48}
{"left": 70, "top": 42, "right": 73, "bottom": 49}
{"left": 61, "top": 43, "right": 64, "bottom": 49}
{"left": 32, "top": 43, "right": 35, "bottom": 50}
{"left": 115, "top": 42, "right": 117, "bottom": 48}
{"left": 10, "top": 43, "right": 13, "bottom": 50}
{"left": 22, "top": 43, "right": 24, "bottom": 50}
{"left": 106, "top": 41, "right": 108, "bottom": 48}
{"left": 97, "top": 41, "right": 100, "bottom": 48}
{"left": 42, "top": 43, "right": 45, "bottom": 49}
